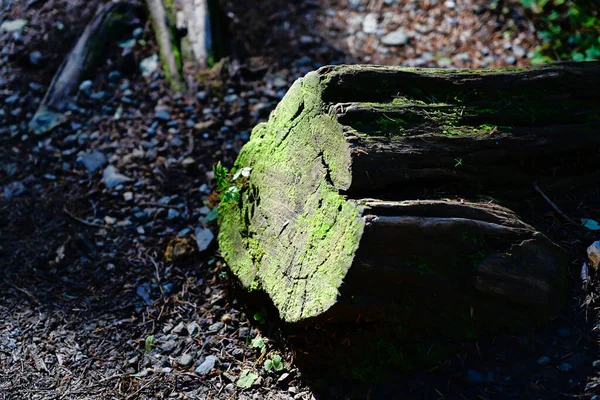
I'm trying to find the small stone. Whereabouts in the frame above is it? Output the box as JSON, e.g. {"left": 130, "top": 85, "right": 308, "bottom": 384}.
{"left": 288, "top": 386, "right": 298, "bottom": 394}
{"left": 232, "top": 348, "right": 244, "bottom": 359}
{"left": 466, "top": 369, "right": 485, "bottom": 384}
{"left": 0, "top": 19, "right": 27, "bottom": 32}
{"left": 208, "top": 322, "right": 223, "bottom": 332}
{"left": 557, "top": 362, "right": 572, "bottom": 373}
{"left": 587, "top": 241, "right": 600, "bottom": 270}
{"left": 103, "top": 165, "right": 132, "bottom": 188}
{"left": 380, "top": 28, "right": 409, "bottom": 46}
{"left": 277, "top": 372, "right": 291, "bottom": 384}
{"left": 108, "top": 71, "right": 122, "bottom": 82}
{"left": 179, "top": 353, "right": 193, "bottom": 367}
{"left": 225, "top": 383, "right": 236, "bottom": 394}
{"left": 79, "top": 80, "right": 93, "bottom": 92}
{"left": 194, "top": 355, "right": 216, "bottom": 375}
{"left": 123, "top": 191, "right": 133, "bottom": 201}
{"left": 537, "top": 356, "right": 551, "bottom": 366}
{"left": 187, "top": 321, "right": 200, "bottom": 335}
{"left": 195, "top": 227, "right": 214, "bottom": 252}
{"left": 505, "top": 55, "right": 517, "bottom": 65}
{"left": 78, "top": 150, "right": 107, "bottom": 172}
{"left": 436, "top": 57, "right": 453, "bottom": 67}
{"left": 132, "top": 27, "right": 144, "bottom": 39}
{"left": 513, "top": 45, "right": 527, "bottom": 58}
{"left": 444, "top": 0, "right": 455, "bottom": 8}
{"left": 223, "top": 94, "right": 238, "bottom": 103}
{"left": 167, "top": 209, "right": 180, "bottom": 220}
{"left": 155, "top": 107, "right": 171, "bottom": 121}
{"left": 160, "top": 340, "right": 178, "bottom": 353}
{"left": 593, "top": 360, "right": 600, "bottom": 369}
{"left": 172, "top": 322, "right": 187, "bottom": 335}
{"left": 104, "top": 216, "right": 116, "bottom": 225}
{"left": 29, "top": 51, "right": 43, "bottom": 66}
{"left": 2, "top": 181, "right": 25, "bottom": 200}
{"left": 362, "top": 13, "right": 378, "bottom": 34}
{"left": 239, "top": 327, "right": 250, "bottom": 338}
{"left": 556, "top": 328, "right": 570, "bottom": 338}
{"left": 140, "top": 55, "right": 159, "bottom": 77}
{"left": 127, "top": 355, "right": 139, "bottom": 365}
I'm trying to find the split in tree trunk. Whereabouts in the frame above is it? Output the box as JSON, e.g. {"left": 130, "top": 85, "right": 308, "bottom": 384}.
{"left": 219, "top": 62, "right": 600, "bottom": 336}
{"left": 29, "top": 2, "right": 142, "bottom": 135}
{"left": 147, "top": 0, "right": 227, "bottom": 91}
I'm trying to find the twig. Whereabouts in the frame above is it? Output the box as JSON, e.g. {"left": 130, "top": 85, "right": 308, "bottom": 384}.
{"left": 533, "top": 183, "right": 579, "bottom": 227}
{"left": 63, "top": 207, "right": 110, "bottom": 229}
{"left": 124, "top": 376, "right": 158, "bottom": 400}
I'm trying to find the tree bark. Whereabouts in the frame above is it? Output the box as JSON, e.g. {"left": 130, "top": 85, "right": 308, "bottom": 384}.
{"left": 218, "top": 63, "right": 600, "bottom": 335}
{"left": 147, "top": 0, "right": 226, "bottom": 91}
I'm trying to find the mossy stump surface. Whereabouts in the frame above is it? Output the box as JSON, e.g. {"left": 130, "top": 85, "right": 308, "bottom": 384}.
{"left": 219, "top": 62, "right": 600, "bottom": 336}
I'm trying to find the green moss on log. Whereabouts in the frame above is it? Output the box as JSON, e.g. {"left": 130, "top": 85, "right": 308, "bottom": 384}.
{"left": 218, "top": 72, "right": 364, "bottom": 322}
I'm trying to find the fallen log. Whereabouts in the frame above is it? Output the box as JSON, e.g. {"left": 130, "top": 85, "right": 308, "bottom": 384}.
{"left": 29, "top": 2, "right": 142, "bottom": 135}
{"left": 218, "top": 62, "right": 600, "bottom": 335}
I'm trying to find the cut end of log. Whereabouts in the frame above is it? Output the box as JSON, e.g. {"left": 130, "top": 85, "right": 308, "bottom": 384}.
{"left": 219, "top": 63, "right": 599, "bottom": 328}
{"left": 219, "top": 72, "right": 365, "bottom": 322}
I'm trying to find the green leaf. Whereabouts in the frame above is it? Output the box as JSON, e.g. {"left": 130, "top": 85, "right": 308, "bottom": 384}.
{"left": 236, "top": 370, "right": 258, "bottom": 388}
{"left": 272, "top": 354, "right": 284, "bottom": 371}
{"left": 145, "top": 335, "right": 155, "bottom": 353}
{"left": 572, "top": 51, "right": 585, "bottom": 61}
{"left": 264, "top": 359, "right": 273, "bottom": 371}
{"left": 582, "top": 218, "right": 600, "bottom": 231}
{"left": 251, "top": 336, "right": 265, "bottom": 350}
{"left": 205, "top": 207, "right": 218, "bottom": 222}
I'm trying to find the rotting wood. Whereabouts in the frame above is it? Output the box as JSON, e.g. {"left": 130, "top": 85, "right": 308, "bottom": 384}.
{"left": 218, "top": 62, "right": 600, "bottom": 336}
{"left": 29, "top": 2, "right": 142, "bottom": 135}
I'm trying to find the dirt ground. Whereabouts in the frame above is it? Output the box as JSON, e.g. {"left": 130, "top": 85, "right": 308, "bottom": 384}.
{"left": 1, "top": 0, "right": 599, "bottom": 399}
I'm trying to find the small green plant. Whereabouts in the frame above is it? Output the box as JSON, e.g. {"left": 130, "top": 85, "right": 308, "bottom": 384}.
{"left": 251, "top": 336, "right": 266, "bottom": 354}
{"left": 213, "top": 162, "right": 251, "bottom": 204}
{"left": 253, "top": 310, "right": 267, "bottom": 325}
{"left": 454, "top": 158, "right": 463, "bottom": 167}
{"left": 144, "top": 335, "right": 155, "bottom": 354}
{"left": 520, "top": 0, "right": 600, "bottom": 62}
{"left": 264, "top": 354, "right": 284, "bottom": 372}
{"left": 236, "top": 369, "right": 258, "bottom": 388}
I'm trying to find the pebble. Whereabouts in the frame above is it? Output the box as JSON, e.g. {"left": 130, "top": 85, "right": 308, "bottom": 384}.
{"left": 556, "top": 328, "right": 570, "bottom": 338}
{"left": 108, "top": 71, "right": 122, "bottom": 82}
{"left": 195, "top": 227, "right": 214, "bottom": 252}
{"left": 155, "top": 107, "right": 171, "bottom": 121}
{"left": 78, "top": 150, "right": 107, "bottom": 172}
{"left": 79, "top": 80, "right": 93, "bottom": 92}
{"left": 187, "top": 321, "right": 200, "bottom": 335}
{"left": 2, "top": 181, "right": 25, "bottom": 200}
{"left": 167, "top": 209, "right": 180, "bottom": 220}
{"left": 179, "top": 353, "right": 194, "bottom": 367}
{"left": 505, "top": 55, "right": 517, "bottom": 65}
{"left": 195, "top": 355, "right": 217, "bottom": 375}
{"left": 362, "top": 13, "right": 378, "bottom": 34}
{"left": 29, "top": 51, "right": 43, "bottom": 66}
{"left": 208, "top": 322, "right": 224, "bottom": 332}
{"left": 103, "top": 165, "right": 132, "bottom": 189}
{"left": 172, "top": 322, "right": 187, "bottom": 335}
{"left": 557, "top": 362, "right": 572, "bottom": 373}
{"left": 380, "top": 28, "right": 409, "bottom": 46}
{"left": 537, "top": 356, "right": 551, "bottom": 366}
{"left": 513, "top": 44, "right": 527, "bottom": 58}
{"left": 444, "top": 0, "right": 455, "bottom": 9}
{"left": 466, "top": 369, "right": 485, "bottom": 384}
{"left": 132, "top": 27, "right": 144, "bottom": 39}
{"left": 123, "top": 191, "right": 133, "bottom": 201}
{"left": 160, "top": 340, "right": 178, "bottom": 353}
{"left": 225, "top": 383, "right": 236, "bottom": 394}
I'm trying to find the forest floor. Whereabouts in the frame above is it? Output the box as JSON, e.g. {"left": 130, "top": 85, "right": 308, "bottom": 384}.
{"left": 1, "top": 0, "right": 599, "bottom": 399}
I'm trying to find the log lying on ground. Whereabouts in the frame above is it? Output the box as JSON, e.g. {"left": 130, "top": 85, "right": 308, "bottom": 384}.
{"left": 29, "top": 2, "right": 142, "bottom": 135}
{"left": 219, "top": 62, "right": 600, "bottom": 334}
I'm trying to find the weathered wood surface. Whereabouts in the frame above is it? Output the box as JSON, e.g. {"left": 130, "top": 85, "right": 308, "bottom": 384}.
{"left": 219, "top": 62, "right": 600, "bottom": 334}
{"left": 29, "top": 2, "right": 142, "bottom": 135}
{"left": 148, "top": 0, "right": 226, "bottom": 90}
